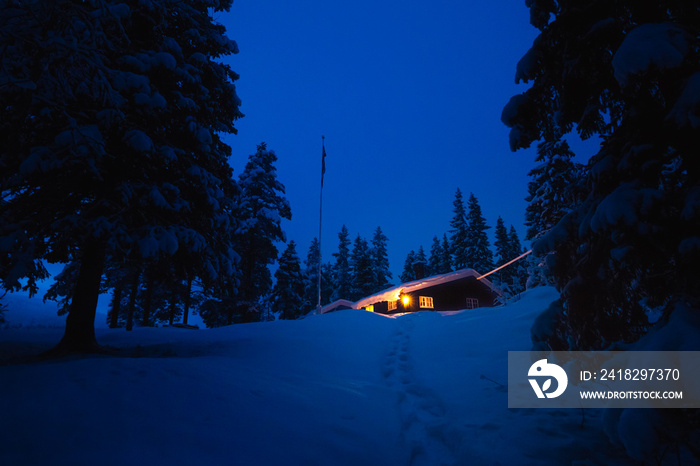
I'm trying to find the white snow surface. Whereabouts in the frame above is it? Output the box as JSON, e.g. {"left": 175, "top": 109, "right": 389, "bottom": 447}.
{"left": 1, "top": 287, "right": 638, "bottom": 465}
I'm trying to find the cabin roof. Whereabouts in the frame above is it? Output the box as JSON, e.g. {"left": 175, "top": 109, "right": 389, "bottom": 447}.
{"left": 319, "top": 299, "right": 356, "bottom": 314}
{"left": 354, "top": 268, "right": 500, "bottom": 309}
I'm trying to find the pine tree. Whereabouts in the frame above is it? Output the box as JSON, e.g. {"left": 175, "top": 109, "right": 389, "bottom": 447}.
{"left": 0, "top": 0, "right": 242, "bottom": 352}
{"left": 449, "top": 188, "right": 469, "bottom": 270}
{"left": 494, "top": 217, "right": 511, "bottom": 284}
{"left": 507, "top": 225, "right": 527, "bottom": 294}
{"left": 370, "top": 227, "right": 392, "bottom": 293}
{"left": 414, "top": 246, "right": 428, "bottom": 279}
{"left": 504, "top": 2, "right": 700, "bottom": 458}
{"left": 525, "top": 140, "right": 582, "bottom": 241}
{"left": 399, "top": 250, "right": 417, "bottom": 283}
{"left": 349, "top": 235, "right": 373, "bottom": 301}
{"left": 503, "top": 0, "right": 700, "bottom": 352}
{"left": 331, "top": 225, "right": 352, "bottom": 301}
{"left": 155, "top": 266, "right": 185, "bottom": 327}
{"left": 440, "top": 234, "right": 453, "bottom": 274}
{"left": 493, "top": 220, "right": 527, "bottom": 295}
{"left": 465, "top": 193, "right": 493, "bottom": 274}
{"left": 507, "top": 226, "right": 523, "bottom": 262}
{"left": 494, "top": 218, "right": 510, "bottom": 267}
{"left": 524, "top": 140, "right": 582, "bottom": 289}
{"left": 428, "top": 236, "right": 443, "bottom": 276}
{"left": 320, "top": 262, "right": 334, "bottom": 305}
{"left": 198, "top": 293, "right": 242, "bottom": 328}
{"left": 237, "top": 142, "right": 292, "bottom": 309}
{"left": 303, "top": 237, "right": 321, "bottom": 312}
{"left": 272, "top": 241, "right": 304, "bottom": 320}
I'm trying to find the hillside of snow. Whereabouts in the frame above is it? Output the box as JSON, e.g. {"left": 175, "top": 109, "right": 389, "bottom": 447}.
{"left": 0, "top": 288, "right": 638, "bottom": 465}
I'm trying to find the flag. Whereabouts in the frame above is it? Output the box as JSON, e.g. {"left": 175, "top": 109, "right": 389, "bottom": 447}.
{"left": 321, "top": 139, "right": 326, "bottom": 187}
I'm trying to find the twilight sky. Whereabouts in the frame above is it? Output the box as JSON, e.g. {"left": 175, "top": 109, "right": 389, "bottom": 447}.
{"left": 217, "top": 1, "right": 569, "bottom": 280}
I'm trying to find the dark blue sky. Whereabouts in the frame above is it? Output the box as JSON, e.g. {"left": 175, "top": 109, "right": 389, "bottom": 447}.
{"left": 218, "top": 1, "right": 559, "bottom": 279}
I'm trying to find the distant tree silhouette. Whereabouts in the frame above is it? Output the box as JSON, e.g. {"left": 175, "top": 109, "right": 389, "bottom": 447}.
{"left": 273, "top": 241, "right": 304, "bottom": 320}
{"left": 370, "top": 227, "right": 392, "bottom": 293}
{"left": 331, "top": 225, "right": 352, "bottom": 301}
{"left": 399, "top": 250, "right": 417, "bottom": 283}
{"left": 465, "top": 193, "right": 493, "bottom": 274}
{"left": 349, "top": 235, "right": 373, "bottom": 301}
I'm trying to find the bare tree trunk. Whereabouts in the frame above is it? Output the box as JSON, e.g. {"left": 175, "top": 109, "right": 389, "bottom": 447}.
{"left": 141, "top": 266, "right": 154, "bottom": 327}
{"left": 109, "top": 285, "right": 122, "bottom": 329}
{"left": 183, "top": 275, "right": 193, "bottom": 326}
{"left": 126, "top": 268, "right": 140, "bottom": 331}
{"left": 168, "top": 298, "right": 176, "bottom": 326}
{"left": 52, "top": 238, "right": 106, "bottom": 354}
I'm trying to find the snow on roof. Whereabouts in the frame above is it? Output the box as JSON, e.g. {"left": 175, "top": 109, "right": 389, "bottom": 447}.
{"left": 319, "top": 299, "right": 357, "bottom": 314}
{"left": 354, "top": 269, "right": 500, "bottom": 309}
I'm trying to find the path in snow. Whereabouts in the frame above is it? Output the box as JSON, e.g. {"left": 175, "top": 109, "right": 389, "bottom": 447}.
{"left": 383, "top": 315, "right": 466, "bottom": 466}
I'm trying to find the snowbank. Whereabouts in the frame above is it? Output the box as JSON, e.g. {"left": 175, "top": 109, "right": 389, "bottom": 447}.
{"left": 1, "top": 287, "right": 639, "bottom": 465}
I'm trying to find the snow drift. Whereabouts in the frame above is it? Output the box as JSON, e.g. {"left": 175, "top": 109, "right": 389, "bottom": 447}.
{"left": 1, "top": 288, "right": 642, "bottom": 465}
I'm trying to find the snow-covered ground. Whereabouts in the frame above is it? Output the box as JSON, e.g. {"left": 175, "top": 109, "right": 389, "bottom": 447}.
{"left": 0, "top": 288, "right": 638, "bottom": 465}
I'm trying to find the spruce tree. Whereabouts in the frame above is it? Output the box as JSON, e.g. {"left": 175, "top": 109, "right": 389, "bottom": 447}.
{"left": 349, "top": 235, "right": 373, "bottom": 301}
{"left": 399, "top": 250, "right": 417, "bottom": 283}
{"left": 0, "top": 0, "right": 242, "bottom": 352}
{"left": 370, "top": 227, "right": 392, "bottom": 293}
{"left": 524, "top": 140, "right": 582, "bottom": 289}
{"left": 449, "top": 188, "right": 469, "bottom": 270}
{"left": 504, "top": 2, "right": 700, "bottom": 457}
{"left": 494, "top": 218, "right": 510, "bottom": 266}
{"left": 503, "top": 0, "right": 700, "bottom": 347}
{"left": 272, "top": 241, "right": 304, "bottom": 320}
{"left": 465, "top": 193, "right": 493, "bottom": 274}
{"left": 237, "top": 142, "right": 292, "bottom": 308}
{"left": 154, "top": 266, "right": 186, "bottom": 327}
{"left": 493, "top": 217, "right": 511, "bottom": 283}
{"left": 507, "top": 226, "right": 524, "bottom": 262}
{"left": 508, "top": 225, "right": 527, "bottom": 294}
{"left": 524, "top": 140, "right": 582, "bottom": 241}
{"left": 320, "top": 262, "right": 334, "bottom": 305}
{"left": 428, "top": 236, "right": 443, "bottom": 276}
{"left": 303, "top": 237, "right": 321, "bottom": 312}
{"left": 414, "top": 246, "right": 428, "bottom": 280}
{"left": 440, "top": 234, "right": 453, "bottom": 274}
{"left": 331, "top": 225, "right": 351, "bottom": 301}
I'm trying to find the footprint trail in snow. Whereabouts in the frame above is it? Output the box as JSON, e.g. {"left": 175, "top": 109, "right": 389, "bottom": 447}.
{"left": 383, "top": 315, "right": 463, "bottom": 466}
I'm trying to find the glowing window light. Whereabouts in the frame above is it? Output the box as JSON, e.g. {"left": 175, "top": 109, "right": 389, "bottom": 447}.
{"left": 419, "top": 296, "right": 434, "bottom": 309}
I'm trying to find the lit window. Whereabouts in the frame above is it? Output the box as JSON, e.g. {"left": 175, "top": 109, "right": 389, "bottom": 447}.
{"left": 466, "top": 298, "right": 479, "bottom": 309}
{"left": 388, "top": 300, "right": 397, "bottom": 311}
{"left": 366, "top": 304, "right": 374, "bottom": 312}
{"left": 419, "top": 296, "right": 434, "bottom": 309}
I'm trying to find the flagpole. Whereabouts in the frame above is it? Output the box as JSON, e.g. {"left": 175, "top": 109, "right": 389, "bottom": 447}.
{"left": 316, "top": 136, "right": 325, "bottom": 313}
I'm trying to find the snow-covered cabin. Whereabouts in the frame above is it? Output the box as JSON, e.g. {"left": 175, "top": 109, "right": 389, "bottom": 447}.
{"left": 354, "top": 269, "right": 501, "bottom": 314}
